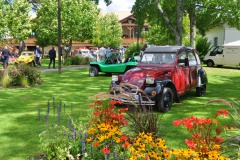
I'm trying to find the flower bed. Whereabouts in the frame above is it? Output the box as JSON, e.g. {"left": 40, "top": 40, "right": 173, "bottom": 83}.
{"left": 38, "top": 99, "right": 237, "bottom": 160}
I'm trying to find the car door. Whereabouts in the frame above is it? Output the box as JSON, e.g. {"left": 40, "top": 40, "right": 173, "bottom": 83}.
{"left": 174, "top": 51, "right": 191, "bottom": 95}
{"left": 187, "top": 51, "right": 198, "bottom": 88}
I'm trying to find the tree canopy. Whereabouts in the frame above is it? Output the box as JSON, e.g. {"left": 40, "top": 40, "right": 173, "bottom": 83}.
{"left": 90, "top": 13, "right": 122, "bottom": 48}
{"left": 33, "top": 0, "right": 99, "bottom": 54}
{"left": 132, "top": 0, "right": 240, "bottom": 47}
{"left": 0, "top": 0, "right": 32, "bottom": 44}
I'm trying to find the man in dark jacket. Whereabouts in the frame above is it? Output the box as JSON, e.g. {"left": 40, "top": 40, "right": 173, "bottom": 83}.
{"left": 1, "top": 46, "right": 11, "bottom": 69}
{"left": 48, "top": 46, "right": 56, "bottom": 69}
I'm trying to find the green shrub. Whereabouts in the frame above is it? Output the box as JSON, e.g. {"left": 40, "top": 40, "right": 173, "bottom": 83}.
{"left": 7, "top": 66, "right": 21, "bottom": 86}
{"left": 63, "top": 58, "right": 72, "bottom": 66}
{"left": 1, "top": 70, "right": 11, "bottom": 88}
{"left": 124, "top": 42, "right": 144, "bottom": 58}
{"left": 196, "top": 36, "right": 212, "bottom": 61}
{"left": 0, "top": 65, "right": 43, "bottom": 87}
{"left": 64, "top": 56, "right": 91, "bottom": 65}
{"left": 70, "top": 56, "right": 81, "bottom": 65}
{"left": 18, "top": 65, "right": 43, "bottom": 85}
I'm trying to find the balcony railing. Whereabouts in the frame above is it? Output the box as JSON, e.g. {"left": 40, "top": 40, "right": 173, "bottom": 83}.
{"left": 121, "top": 38, "right": 146, "bottom": 46}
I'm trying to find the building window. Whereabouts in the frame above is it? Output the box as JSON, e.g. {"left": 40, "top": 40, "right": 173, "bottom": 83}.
{"left": 214, "top": 37, "right": 218, "bottom": 47}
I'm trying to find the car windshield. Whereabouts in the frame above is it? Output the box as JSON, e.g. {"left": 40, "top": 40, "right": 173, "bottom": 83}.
{"left": 141, "top": 53, "right": 176, "bottom": 64}
{"left": 81, "top": 50, "right": 89, "bottom": 54}
{"left": 21, "top": 52, "right": 33, "bottom": 56}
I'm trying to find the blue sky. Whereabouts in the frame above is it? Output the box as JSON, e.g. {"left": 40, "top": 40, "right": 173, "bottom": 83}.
{"left": 98, "top": 0, "right": 135, "bottom": 12}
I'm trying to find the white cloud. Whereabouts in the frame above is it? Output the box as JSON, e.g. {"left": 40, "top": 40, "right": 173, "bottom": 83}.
{"left": 98, "top": 0, "right": 135, "bottom": 12}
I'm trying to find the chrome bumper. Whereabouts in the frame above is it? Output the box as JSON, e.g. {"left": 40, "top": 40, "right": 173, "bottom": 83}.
{"left": 110, "top": 84, "right": 155, "bottom": 106}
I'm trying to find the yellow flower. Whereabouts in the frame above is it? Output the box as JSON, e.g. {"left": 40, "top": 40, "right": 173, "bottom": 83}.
{"left": 86, "top": 137, "right": 93, "bottom": 142}
{"left": 115, "top": 137, "right": 121, "bottom": 143}
{"left": 96, "top": 134, "right": 105, "bottom": 142}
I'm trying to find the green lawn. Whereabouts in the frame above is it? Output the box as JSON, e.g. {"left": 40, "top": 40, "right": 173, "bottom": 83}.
{"left": 0, "top": 62, "right": 239, "bottom": 159}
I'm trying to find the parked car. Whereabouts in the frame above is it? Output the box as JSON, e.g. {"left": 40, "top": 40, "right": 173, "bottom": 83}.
{"left": 89, "top": 52, "right": 141, "bottom": 76}
{"left": 15, "top": 51, "right": 36, "bottom": 66}
{"left": 110, "top": 46, "right": 208, "bottom": 112}
{"left": 74, "top": 48, "right": 96, "bottom": 61}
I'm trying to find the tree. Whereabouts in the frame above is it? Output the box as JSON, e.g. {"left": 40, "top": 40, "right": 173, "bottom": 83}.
{"left": 90, "top": 13, "right": 122, "bottom": 48}
{"left": 132, "top": 0, "right": 184, "bottom": 45}
{"left": 132, "top": 0, "right": 240, "bottom": 48}
{"left": 0, "top": 0, "right": 32, "bottom": 51}
{"left": 34, "top": 0, "right": 99, "bottom": 58}
{"left": 28, "top": 0, "right": 112, "bottom": 11}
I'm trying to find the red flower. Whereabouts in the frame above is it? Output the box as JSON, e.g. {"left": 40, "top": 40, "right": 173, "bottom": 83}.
{"left": 93, "top": 111, "right": 100, "bottom": 116}
{"left": 185, "top": 139, "right": 196, "bottom": 149}
{"left": 109, "top": 100, "right": 117, "bottom": 105}
{"left": 94, "top": 100, "right": 102, "bottom": 105}
{"left": 102, "top": 146, "right": 110, "bottom": 154}
{"left": 120, "top": 134, "right": 128, "bottom": 142}
{"left": 92, "top": 141, "right": 99, "bottom": 147}
{"left": 215, "top": 109, "right": 228, "bottom": 117}
{"left": 173, "top": 120, "right": 182, "bottom": 126}
{"left": 214, "top": 137, "right": 224, "bottom": 144}
{"left": 122, "top": 141, "right": 131, "bottom": 148}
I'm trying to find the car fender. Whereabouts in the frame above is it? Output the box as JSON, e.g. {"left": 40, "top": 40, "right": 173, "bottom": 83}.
{"left": 90, "top": 64, "right": 102, "bottom": 72}
{"left": 151, "top": 79, "right": 180, "bottom": 103}
{"left": 197, "top": 68, "right": 208, "bottom": 87}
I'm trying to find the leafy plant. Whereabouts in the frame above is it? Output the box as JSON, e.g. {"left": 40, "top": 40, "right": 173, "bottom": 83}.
{"left": 126, "top": 105, "right": 163, "bottom": 138}
{"left": 196, "top": 36, "right": 212, "bottom": 61}
{"left": 0, "top": 69, "right": 11, "bottom": 88}
{"left": 173, "top": 109, "right": 233, "bottom": 159}
{"left": 206, "top": 99, "right": 240, "bottom": 159}
{"left": 124, "top": 42, "right": 144, "bottom": 58}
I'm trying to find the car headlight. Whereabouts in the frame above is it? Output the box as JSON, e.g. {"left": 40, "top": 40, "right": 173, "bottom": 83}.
{"left": 112, "top": 75, "right": 119, "bottom": 81}
{"left": 146, "top": 77, "right": 155, "bottom": 84}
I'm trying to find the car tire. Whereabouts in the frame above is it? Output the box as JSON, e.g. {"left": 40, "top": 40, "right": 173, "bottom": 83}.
{"left": 156, "top": 87, "right": 173, "bottom": 113}
{"left": 30, "top": 61, "right": 35, "bottom": 67}
{"left": 207, "top": 60, "right": 214, "bottom": 67}
{"left": 196, "top": 85, "right": 206, "bottom": 97}
{"left": 89, "top": 66, "right": 98, "bottom": 76}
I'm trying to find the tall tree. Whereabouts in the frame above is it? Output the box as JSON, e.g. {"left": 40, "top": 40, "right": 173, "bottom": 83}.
{"left": 132, "top": 0, "right": 184, "bottom": 45}
{"left": 34, "top": 0, "right": 99, "bottom": 57}
{"left": 90, "top": 13, "right": 122, "bottom": 48}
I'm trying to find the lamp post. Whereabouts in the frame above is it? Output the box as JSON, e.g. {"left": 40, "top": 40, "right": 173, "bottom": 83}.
{"left": 58, "top": 0, "right": 62, "bottom": 74}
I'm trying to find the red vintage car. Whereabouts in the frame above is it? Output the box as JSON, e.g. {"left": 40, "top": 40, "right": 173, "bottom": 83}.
{"left": 110, "top": 46, "right": 208, "bottom": 112}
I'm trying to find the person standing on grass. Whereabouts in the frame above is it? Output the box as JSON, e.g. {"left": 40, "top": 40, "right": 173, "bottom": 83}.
{"left": 35, "top": 45, "right": 41, "bottom": 67}
{"left": 48, "top": 46, "right": 56, "bottom": 69}
{"left": 99, "top": 46, "right": 106, "bottom": 61}
{"left": 1, "top": 46, "right": 11, "bottom": 69}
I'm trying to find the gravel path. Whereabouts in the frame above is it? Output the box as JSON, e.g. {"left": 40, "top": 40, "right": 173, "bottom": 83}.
{"left": 39, "top": 65, "right": 89, "bottom": 72}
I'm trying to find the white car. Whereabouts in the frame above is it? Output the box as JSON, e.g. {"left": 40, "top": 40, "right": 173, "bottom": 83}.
{"left": 75, "top": 49, "right": 96, "bottom": 61}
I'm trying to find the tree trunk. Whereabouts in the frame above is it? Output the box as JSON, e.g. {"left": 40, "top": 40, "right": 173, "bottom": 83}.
{"left": 155, "top": 0, "right": 183, "bottom": 45}
{"left": 176, "top": 0, "right": 184, "bottom": 45}
{"left": 189, "top": 7, "right": 196, "bottom": 48}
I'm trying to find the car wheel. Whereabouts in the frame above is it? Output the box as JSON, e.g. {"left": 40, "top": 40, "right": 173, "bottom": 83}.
{"left": 196, "top": 85, "right": 206, "bottom": 97}
{"left": 156, "top": 87, "right": 173, "bottom": 113}
{"left": 207, "top": 60, "right": 214, "bottom": 67}
{"left": 30, "top": 61, "right": 35, "bottom": 67}
{"left": 89, "top": 66, "right": 98, "bottom": 76}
